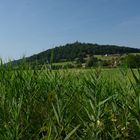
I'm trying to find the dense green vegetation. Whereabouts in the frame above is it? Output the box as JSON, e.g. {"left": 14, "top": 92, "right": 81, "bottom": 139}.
{"left": 1, "top": 62, "right": 140, "bottom": 139}
{"left": 13, "top": 42, "right": 140, "bottom": 65}
{"left": 121, "top": 54, "right": 140, "bottom": 68}
{"left": 11, "top": 42, "right": 140, "bottom": 70}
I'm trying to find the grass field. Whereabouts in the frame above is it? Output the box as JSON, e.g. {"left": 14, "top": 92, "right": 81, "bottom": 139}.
{"left": 0, "top": 64, "right": 140, "bottom": 139}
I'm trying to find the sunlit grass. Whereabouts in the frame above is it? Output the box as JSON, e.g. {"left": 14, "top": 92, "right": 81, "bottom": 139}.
{"left": 0, "top": 62, "right": 140, "bottom": 139}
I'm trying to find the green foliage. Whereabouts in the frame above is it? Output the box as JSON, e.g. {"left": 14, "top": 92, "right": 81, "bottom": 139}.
{"left": 1, "top": 61, "right": 140, "bottom": 139}
{"left": 85, "top": 56, "right": 98, "bottom": 67}
{"left": 122, "top": 54, "right": 140, "bottom": 68}
{"left": 12, "top": 42, "right": 140, "bottom": 65}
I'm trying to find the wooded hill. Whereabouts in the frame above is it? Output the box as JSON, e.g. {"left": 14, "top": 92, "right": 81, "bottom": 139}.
{"left": 26, "top": 42, "right": 140, "bottom": 63}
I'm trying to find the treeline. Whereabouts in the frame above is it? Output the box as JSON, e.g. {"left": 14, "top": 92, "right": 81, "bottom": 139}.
{"left": 9, "top": 54, "right": 140, "bottom": 70}
{"left": 25, "top": 42, "right": 140, "bottom": 63}
{"left": 5, "top": 54, "right": 140, "bottom": 71}
{"left": 9, "top": 42, "right": 140, "bottom": 69}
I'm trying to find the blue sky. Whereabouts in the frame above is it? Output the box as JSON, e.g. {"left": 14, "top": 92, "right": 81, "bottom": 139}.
{"left": 0, "top": 0, "right": 140, "bottom": 60}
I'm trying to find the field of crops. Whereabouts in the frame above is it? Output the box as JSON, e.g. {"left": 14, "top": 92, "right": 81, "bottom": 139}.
{"left": 0, "top": 64, "right": 140, "bottom": 139}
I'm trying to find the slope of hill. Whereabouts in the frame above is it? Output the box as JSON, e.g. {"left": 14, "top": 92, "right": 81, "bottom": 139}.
{"left": 13, "top": 42, "right": 140, "bottom": 65}
{"left": 12, "top": 42, "right": 140, "bottom": 65}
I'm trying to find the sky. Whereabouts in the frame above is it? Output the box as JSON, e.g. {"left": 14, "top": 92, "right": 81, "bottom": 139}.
{"left": 0, "top": 0, "right": 140, "bottom": 60}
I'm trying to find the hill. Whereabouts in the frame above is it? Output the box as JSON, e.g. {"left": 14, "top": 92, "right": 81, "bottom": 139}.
{"left": 12, "top": 42, "right": 140, "bottom": 66}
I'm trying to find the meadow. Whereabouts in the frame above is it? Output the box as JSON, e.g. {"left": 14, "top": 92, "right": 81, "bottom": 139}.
{"left": 0, "top": 63, "right": 140, "bottom": 140}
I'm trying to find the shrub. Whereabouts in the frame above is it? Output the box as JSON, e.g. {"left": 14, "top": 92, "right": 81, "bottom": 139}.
{"left": 122, "top": 54, "right": 140, "bottom": 68}
{"left": 85, "top": 55, "right": 98, "bottom": 67}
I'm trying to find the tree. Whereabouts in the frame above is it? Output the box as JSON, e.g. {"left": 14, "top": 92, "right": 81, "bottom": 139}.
{"left": 85, "top": 56, "right": 98, "bottom": 67}
{"left": 122, "top": 54, "right": 140, "bottom": 68}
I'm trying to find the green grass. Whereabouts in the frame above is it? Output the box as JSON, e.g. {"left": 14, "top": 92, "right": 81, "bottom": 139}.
{"left": 0, "top": 63, "right": 140, "bottom": 139}
{"left": 94, "top": 55, "right": 113, "bottom": 60}
{"left": 94, "top": 53, "right": 140, "bottom": 61}
{"left": 52, "top": 61, "right": 74, "bottom": 66}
